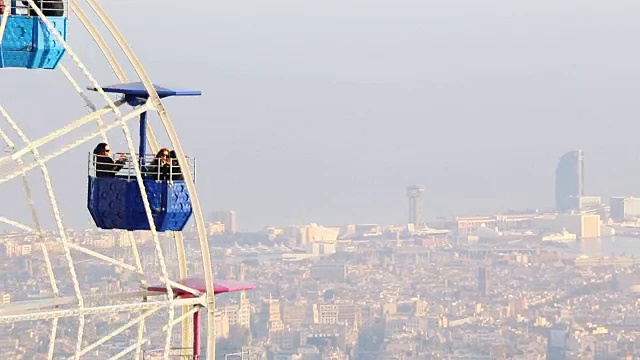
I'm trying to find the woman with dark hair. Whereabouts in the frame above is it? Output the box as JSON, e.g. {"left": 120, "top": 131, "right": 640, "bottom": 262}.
{"left": 169, "top": 150, "right": 184, "bottom": 181}
{"left": 93, "top": 142, "right": 126, "bottom": 178}
{"left": 145, "top": 148, "right": 171, "bottom": 180}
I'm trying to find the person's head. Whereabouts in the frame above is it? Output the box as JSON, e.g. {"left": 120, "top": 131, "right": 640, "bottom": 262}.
{"left": 93, "top": 143, "right": 110, "bottom": 156}
{"left": 156, "top": 148, "right": 170, "bottom": 160}
{"left": 169, "top": 150, "right": 177, "bottom": 159}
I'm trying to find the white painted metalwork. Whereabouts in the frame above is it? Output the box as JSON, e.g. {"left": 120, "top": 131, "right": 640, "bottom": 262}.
{"left": 0, "top": 2, "right": 10, "bottom": 47}
{"left": 87, "top": 152, "right": 196, "bottom": 180}
{"left": 0, "top": 296, "right": 203, "bottom": 323}
{"left": 0, "top": 0, "right": 215, "bottom": 358}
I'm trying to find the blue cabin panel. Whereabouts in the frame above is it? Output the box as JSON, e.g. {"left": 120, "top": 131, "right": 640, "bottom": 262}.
{"left": 160, "top": 182, "right": 193, "bottom": 231}
{"left": 1, "top": 16, "right": 33, "bottom": 51}
{"left": 87, "top": 177, "right": 192, "bottom": 232}
{"left": 87, "top": 177, "right": 129, "bottom": 229}
{"left": 0, "top": 16, "right": 67, "bottom": 69}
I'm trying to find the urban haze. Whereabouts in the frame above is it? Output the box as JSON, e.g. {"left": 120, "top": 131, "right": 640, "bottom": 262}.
{"left": 3, "top": 0, "right": 640, "bottom": 359}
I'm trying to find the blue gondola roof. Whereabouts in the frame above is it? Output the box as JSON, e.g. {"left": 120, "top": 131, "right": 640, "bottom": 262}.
{"left": 87, "top": 82, "right": 202, "bottom": 99}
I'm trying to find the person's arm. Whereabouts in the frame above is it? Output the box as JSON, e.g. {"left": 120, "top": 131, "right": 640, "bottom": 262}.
{"left": 109, "top": 154, "right": 127, "bottom": 173}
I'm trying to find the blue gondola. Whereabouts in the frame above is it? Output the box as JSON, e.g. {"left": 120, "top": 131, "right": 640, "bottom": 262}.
{"left": 0, "top": 1, "right": 67, "bottom": 69}
{"left": 86, "top": 82, "right": 202, "bottom": 232}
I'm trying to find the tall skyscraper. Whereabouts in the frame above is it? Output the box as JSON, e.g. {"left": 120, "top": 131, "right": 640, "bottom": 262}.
{"left": 478, "top": 266, "right": 490, "bottom": 298}
{"left": 406, "top": 185, "right": 425, "bottom": 229}
{"left": 547, "top": 324, "right": 569, "bottom": 360}
{"left": 555, "top": 150, "right": 584, "bottom": 212}
{"left": 209, "top": 210, "right": 237, "bottom": 233}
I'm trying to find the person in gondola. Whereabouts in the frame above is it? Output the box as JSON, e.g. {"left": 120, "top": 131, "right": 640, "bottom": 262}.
{"left": 93, "top": 142, "right": 126, "bottom": 178}
{"left": 169, "top": 150, "right": 184, "bottom": 181}
{"left": 23, "top": 0, "right": 64, "bottom": 17}
{"left": 145, "top": 148, "right": 171, "bottom": 180}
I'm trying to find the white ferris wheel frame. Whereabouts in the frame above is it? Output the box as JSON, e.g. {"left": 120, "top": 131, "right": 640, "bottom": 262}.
{"left": 0, "top": 0, "right": 217, "bottom": 359}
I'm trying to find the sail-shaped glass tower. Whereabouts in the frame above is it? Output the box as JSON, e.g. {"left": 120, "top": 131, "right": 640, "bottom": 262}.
{"left": 555, "top": 150, "right": 584, "bottom": 212}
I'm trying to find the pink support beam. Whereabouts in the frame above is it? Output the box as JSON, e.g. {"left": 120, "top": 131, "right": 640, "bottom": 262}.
{"left": 145, "top": 277, "right": 256, "bottom": 359}
{"left": 193, "top": 307, "right": 201, "bottom": 359}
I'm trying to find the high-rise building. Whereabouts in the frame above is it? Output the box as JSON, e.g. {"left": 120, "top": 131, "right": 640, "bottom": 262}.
{"left": 556, "top": 213, "right": 601, "bottom": 239}
{"left": 610, "top": 197, "right": 640, "bottom": 222}
{"left": 478, "top": 266, "right": 489, "bottom": 298}
{"left": 547, "top": 324, "right": 569, "bottom": 360}
{"left": 555, "top": 150, "right": 584, "bottom": 212}
{"left": 407, "top": 185, "right": 425, "bottom": 229}
{"left": 209, "top": 210, "right": 237, "bottom": 233}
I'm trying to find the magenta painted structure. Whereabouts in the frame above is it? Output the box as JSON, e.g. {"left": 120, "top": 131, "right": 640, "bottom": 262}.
{"left": 193, "top": 309, "right": 201, "bottom": 359}
{"left": 148, "top": 277, "right": 256, "bottom": 358}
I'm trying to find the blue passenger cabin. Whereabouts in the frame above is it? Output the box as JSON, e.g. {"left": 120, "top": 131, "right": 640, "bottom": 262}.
{"left": 87, "top": 173, "right": 193, "bottom": 232}
{"left": 86, "top": 82, "right": 202, "bottom": 232}
{"left": 0, "top": 1, "right": 67, "bottom": 69}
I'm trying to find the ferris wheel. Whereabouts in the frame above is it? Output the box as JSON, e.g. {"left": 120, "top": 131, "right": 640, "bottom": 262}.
{"left": 0, "top": 1, "right": 254, "bottom": 359}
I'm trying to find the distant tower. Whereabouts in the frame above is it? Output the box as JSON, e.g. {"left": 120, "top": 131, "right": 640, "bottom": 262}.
{"left": 406, "top": 185, "right": 425, "bottom": 229}
{"left": 555, "top": 150, "right": 584, "bottom": 212}
{"left": 478, "top": 266, "right": 490, "bottom": 298}
{"left": 547, "top": 324, "right": 569, "bottom": 360}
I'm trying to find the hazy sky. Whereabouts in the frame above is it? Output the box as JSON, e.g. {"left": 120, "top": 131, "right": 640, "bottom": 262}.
{"left": 3, "top": 0, "right": 640, "bottom": 231}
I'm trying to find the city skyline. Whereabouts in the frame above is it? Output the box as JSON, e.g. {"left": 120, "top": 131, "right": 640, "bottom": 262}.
{"left": 205, "top": 148, "right": 633, "bottom": 231}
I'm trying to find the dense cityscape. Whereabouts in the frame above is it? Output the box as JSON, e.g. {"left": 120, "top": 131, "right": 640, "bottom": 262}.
{"left": 2, "top": 0, "right": 639, "bottom": 358}
{"left": 2, "top": 149, "right": 640, "bottom": 359}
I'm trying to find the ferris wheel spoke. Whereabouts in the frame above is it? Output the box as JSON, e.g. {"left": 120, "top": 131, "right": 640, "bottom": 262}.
{"left": 0, "top": 224, "right": 200, "bottom": 297}
{"left": 59, "top": 65, "right": 99, "bottom": 112}
{"left": 116, "top": 119, "right": 176, "bottom": 359}
{"left": 109, "top": 310, "right": 199, "bottom": 360}
{"left": 0, "top": 233, "right": 205, "bottom": 308}
{"left": 0, "top": 100, "right": 125, "bottom": 168}
{"left": 144, "top": 122, "right": 160, "bottom": 155}
{"left": 68, "top": 243, "right": 142, "bottom": 273}
{"left": 0, "top": 109, "right": 59, "bottom": 299}
{"left": 0, "top": 216, "right": 36, "bottom": 232}
{"left": 163, "top": 118, "right": 215, "bottom": 357}
{"left": 0, "top": 104, "right": 146, "bottom": 187}
{"left": 0, "top": 109, "right": 87, "bottom": 350}
{"left": 0, "top": 124, "right": 59, "bottom": 297}
{"left": 0, "top": 215, "right": 58, "bottom": 296}
{"left": 70, "top": 0, "right": 128, "bottom": 81}
{"left": 58, "top": 65, "right": 108, "bottom": 144}
{"left": 124, "top": 229, "right": 158, "bottom": 359}
{"left": 0, "top": 290, "right": 169, "bottom": 317}
{"left": 40, "top": 242, "right": 60, "bottom": 298}
{"left": 23, "top": 0, "right": 122, "bottom": 121}
{"left": 1, "top": 108, "right": 86, "bottom": 314}
{"left": 47, "top": 318, "right": 59, "bottom": 360}
{"left": 126, "top": 231, "right": 147, "bottom": 287}
{"left": 156, "top": 278, "right": 201, "bottom": 298}
{"left": 173, "top": 231, "right": 192, "bottom": 350}
{"left": 0, "top": 296, "right": 202, "bottom": 323}
{"left": 135, "top": 315, "right": 146, "bottom": 360}
{"left": 75, "top": 306, "right": 161, "bottom": 358}
{"left": 75, "top": 315, "right": 85, "bottom": 360}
